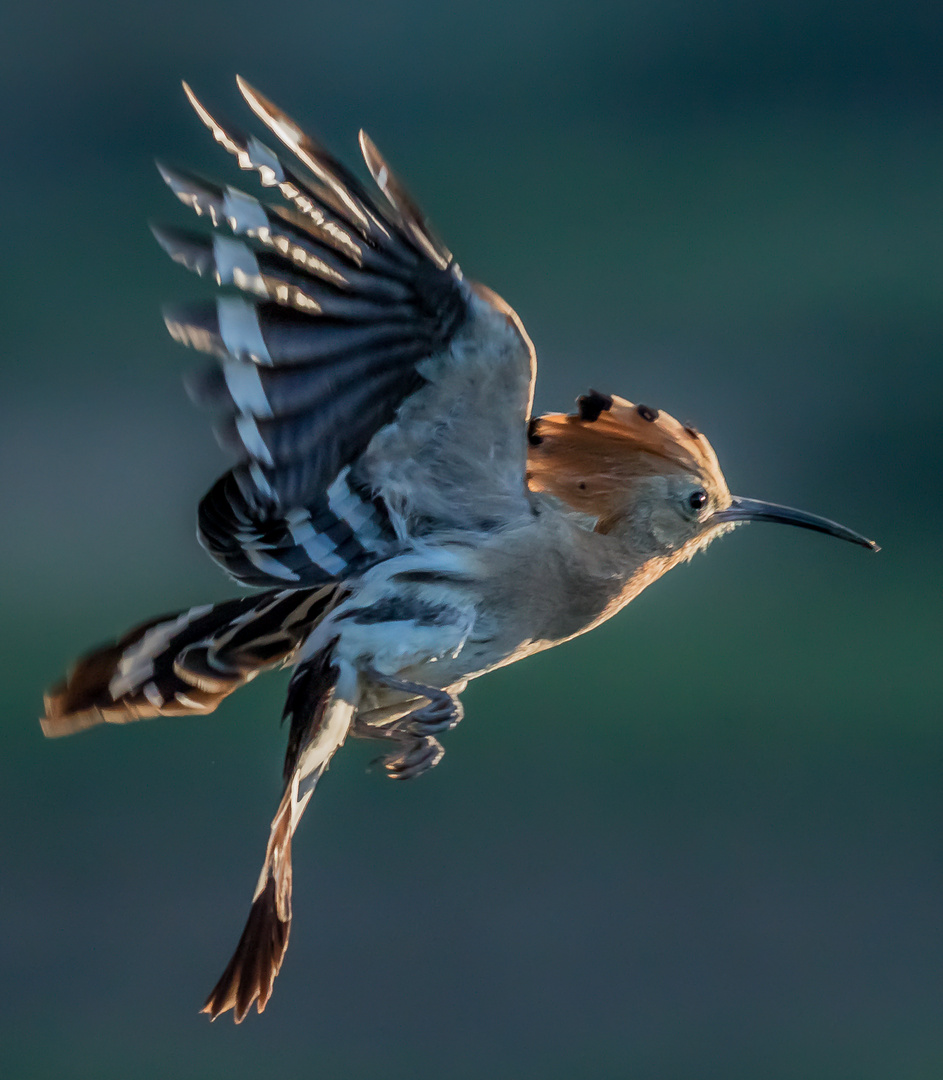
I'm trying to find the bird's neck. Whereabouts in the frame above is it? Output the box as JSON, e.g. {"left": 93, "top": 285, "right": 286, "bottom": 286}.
{"left": 553, "top": 527, "right": 687, "bottom": 639}
{"left": 480, "top": 501, "right": 689, "bottom": 651}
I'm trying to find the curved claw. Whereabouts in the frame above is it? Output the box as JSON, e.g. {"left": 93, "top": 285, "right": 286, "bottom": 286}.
{"left": 382, "top": 735, "right": 444, "bottom": 780}
{"left": 404, "top": 695, "right": 463, "bottom": 735}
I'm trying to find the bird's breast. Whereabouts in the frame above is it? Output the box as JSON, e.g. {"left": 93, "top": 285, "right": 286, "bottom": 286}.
{"left": 301, "top": 511, "right": 643, "bottom": 690}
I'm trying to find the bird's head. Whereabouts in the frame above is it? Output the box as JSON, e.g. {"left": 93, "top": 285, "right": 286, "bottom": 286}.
{"left": 526, "top": 391, "right": 878, "bottom": 561}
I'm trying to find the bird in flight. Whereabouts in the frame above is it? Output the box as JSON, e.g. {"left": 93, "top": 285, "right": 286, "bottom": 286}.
{"left": 42, "top": 77, "right": 878, "bottom": 1023}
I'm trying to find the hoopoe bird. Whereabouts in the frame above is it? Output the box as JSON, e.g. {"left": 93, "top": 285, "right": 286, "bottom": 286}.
{"left": 41, "top": 77, "right": 878, "bottom": 1023}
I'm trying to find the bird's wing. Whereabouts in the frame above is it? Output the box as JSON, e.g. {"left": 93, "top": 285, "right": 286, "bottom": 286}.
{"left": 157, "top": 78, "right": 537, "bottom": 588}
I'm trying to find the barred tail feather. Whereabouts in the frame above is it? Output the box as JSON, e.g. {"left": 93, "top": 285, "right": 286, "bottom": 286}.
{"left": 201, "top": 794, "right": 294, "bottom": 1023}
{"left": 41, "top": 586, "right": 338, "bottom": 739}
{"left": 202, "top": 653, "right": 357, "bottom": 1022}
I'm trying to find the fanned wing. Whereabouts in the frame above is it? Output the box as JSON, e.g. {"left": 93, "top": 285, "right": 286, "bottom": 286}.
{"left": 157, "top": 78, "right": 536, "bottom": 587}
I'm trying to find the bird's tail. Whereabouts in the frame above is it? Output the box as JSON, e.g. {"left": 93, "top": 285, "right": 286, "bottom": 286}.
{"left": 201, "top": 645, "right": 358, "bottom": 1022}
{"left": 41, "top": 585, "right": 340, "bottom": 738}
{"left": 41, "top": 582, "right": 356, "bottom": 1023}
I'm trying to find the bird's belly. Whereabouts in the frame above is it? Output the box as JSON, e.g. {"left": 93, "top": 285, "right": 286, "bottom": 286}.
{"left": 304, "top": 521, "right": 630, "bottom": 695}
{"left": 399, "top": 610, "right": 556, "bottom": 687}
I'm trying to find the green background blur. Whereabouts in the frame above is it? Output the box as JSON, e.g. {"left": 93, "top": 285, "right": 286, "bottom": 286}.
{"left": 2, "top": 2, "right": 941, "bottom": 1077}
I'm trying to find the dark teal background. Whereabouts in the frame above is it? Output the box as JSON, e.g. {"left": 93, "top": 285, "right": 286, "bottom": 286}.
{"left": 2, "top": 2, "right": 941, "bottom": 1076}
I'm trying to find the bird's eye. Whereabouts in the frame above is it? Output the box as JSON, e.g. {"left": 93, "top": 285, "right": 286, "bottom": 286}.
{"left": 687, "top": 489, "right": 708, "bottom": 512}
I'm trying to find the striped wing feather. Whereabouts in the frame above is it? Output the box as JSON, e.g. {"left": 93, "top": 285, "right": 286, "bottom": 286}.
{"left": 157, "top": 78, "right": 536, "bottom": 587}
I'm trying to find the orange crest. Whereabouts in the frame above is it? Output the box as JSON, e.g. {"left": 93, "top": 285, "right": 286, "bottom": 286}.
{"left": 526, "top": 391, "right": 729, "bottom": 524}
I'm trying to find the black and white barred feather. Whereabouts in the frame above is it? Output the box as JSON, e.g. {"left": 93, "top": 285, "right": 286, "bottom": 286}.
{"left": 155, "top": 79, "right": 470, "bottom": 587}
{"left": 42, "top": 586, "right": 339, "bottom": 738}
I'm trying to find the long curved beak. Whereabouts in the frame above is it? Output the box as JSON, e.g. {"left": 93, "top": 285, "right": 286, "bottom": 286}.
{"left": 711, "top": 496, "right": 879, "bottom": 551}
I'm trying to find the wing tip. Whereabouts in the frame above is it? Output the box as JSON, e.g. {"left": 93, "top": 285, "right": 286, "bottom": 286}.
{"left": 181, "top": 80, "right": 229, "bottom": 144}
{"left": 149, "top": 219, "right": 178, "bottom": 255}
{"left": 162, "top": 301, "right": 225, "bottom": 356}
{"left": 236, "top": 75, "right": 303, "bottom": 150}
{"left": 234, "top": 73, "right": 253, "bottom": 104}
{"left": 180, "top": 79, "right": 201, "bottom": 115}
{"left": 154, "top": 158, "right": 174, "bottom": 187}
{"left": 358, "top": 129, "right": 387, "bottom": 191}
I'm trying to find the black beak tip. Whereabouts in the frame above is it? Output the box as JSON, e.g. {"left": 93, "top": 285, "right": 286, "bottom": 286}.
{"left": 715, "top": 497, "right": 880, "bottom": 553}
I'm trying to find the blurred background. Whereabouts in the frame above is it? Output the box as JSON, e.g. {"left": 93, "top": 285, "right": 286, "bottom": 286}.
{"left": 2, "top": 1, "right": 941, "bottom": 1076}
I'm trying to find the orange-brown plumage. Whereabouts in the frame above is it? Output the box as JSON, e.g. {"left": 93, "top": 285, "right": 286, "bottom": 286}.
{"left": 527, "top": 392, "right": 730, "bottom": 530}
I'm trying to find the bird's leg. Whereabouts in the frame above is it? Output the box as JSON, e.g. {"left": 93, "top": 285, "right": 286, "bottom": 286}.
{"left": 352, "top": 670, "right": 464, "bottom": 780}
{"left": 366, "top": 670, "right": 464, "bottom": 735}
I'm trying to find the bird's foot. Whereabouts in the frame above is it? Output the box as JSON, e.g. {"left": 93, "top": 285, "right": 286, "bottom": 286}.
{"left": 402, "top": 692, "right": 463, "bottom": 735}
{"left": 376, "top": 734, "right": 444, "bottom": 780}
{"left": 356, "top": 670, "right": 463, "bottom": 779}
{"left": 365, "top": 669, "right": 464, "bottom": 735}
